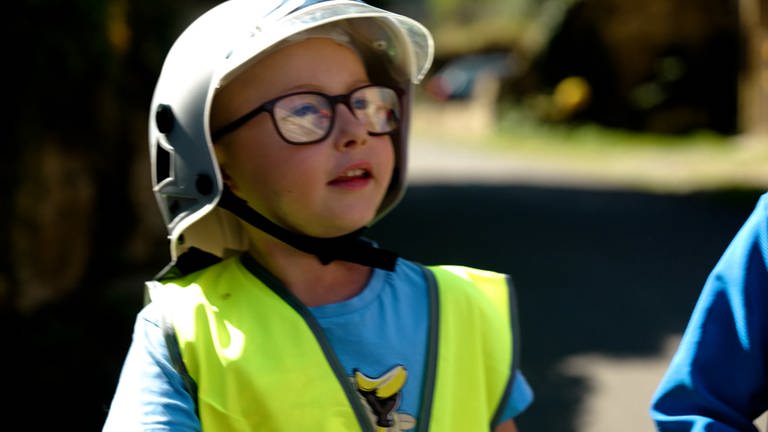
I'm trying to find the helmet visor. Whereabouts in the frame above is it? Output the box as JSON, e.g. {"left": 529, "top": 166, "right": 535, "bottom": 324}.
{"left": 213, "top": 1, "right": 434, "bottom": 89}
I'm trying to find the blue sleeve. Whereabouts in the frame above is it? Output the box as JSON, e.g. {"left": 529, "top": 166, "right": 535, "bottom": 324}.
{"left": 650, "top": 194, "right": 768, "bottom": 431}
{"left": 499, "top": 370, "right": 534, "bottom": 421}
{"left": 102, "top": 302, "right": 201, "bottom": 432}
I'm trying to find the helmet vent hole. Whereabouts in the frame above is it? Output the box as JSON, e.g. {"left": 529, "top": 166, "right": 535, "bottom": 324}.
{"left": 155, "top": 141, "right": 172, "bottom": 182}
{"left": 196, "top": 174, "right": 214, "bottom": 196}
{"left": 372, "top": 40, "right": 388, "bottom": 51}
{"left": 155, "top": 104, "right": 175, "bottom": 134}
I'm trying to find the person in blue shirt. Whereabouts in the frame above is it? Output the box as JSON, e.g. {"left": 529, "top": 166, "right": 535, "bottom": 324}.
{"left": 650, "top": 192, "right": 768, "bottom": 431}
{"left": 102, "top": 1, "right": 534, "bottom": 430}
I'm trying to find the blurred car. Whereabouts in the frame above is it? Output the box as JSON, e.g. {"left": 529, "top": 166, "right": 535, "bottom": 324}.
{"left": 426, "top": 52, "right": 516, "bottom": 101}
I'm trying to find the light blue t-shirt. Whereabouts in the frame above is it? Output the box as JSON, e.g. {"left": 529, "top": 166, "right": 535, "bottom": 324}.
{"left": 103, "top": 258, "right": 534, "bottom": 431}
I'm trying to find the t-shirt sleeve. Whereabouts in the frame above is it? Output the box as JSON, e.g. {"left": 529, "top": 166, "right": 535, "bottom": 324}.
{"left": 498, "top": 370, "right": 535, "bottom": 421}
{"left": 102, "top": 302, "right": 201, "bottom": 432}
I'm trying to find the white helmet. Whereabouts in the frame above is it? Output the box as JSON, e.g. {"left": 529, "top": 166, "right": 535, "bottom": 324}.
{"left": 149, "top": 0, "right": 434, "bottom": 262}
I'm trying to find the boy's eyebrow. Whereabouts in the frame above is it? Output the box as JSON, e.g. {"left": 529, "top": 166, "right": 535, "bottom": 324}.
{"left": 278, "top": 79, "right": 373, "bottom": 95}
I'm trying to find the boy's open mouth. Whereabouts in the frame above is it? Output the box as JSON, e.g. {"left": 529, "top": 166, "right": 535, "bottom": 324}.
{"left": 330, "top": 168, "right": 371, "bottom": 185}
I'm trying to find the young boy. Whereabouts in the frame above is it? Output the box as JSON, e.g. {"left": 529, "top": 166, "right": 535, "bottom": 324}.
{"left": 103, "top": 1, "right": 534, "bottom": 430}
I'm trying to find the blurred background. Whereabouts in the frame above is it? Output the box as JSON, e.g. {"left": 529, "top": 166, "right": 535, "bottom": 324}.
{"left": 3, "top": 0, "right": 767, "bottom": 430}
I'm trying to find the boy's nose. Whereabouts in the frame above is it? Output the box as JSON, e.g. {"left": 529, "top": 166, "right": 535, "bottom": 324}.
{"left": 333, "top": 103, "right": 368, "bottom": 150}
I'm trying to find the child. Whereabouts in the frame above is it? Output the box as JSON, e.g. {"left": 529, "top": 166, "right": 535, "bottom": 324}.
{"left": 103, "top": 0, "right": 534, "bottom": 430}
{"left": 650, "top": 193, "right": 768, "bottom": 431}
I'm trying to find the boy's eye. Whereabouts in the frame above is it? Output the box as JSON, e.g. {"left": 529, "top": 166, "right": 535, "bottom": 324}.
{"left": 351, "top": 98, "right": 368, "bottom": 110}
{"left": 289, "top": 103, "right": 322, "bottom": 117}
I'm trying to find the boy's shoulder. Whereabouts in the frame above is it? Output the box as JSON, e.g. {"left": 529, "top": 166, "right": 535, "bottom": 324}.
{"left": 155, "top": 247, "right": 226, "bottom": 282}
{"left": 424, "top": 264, "right": 513, "bottom": 309}
{"left": 397, "top": 259, "right": 509, "bottom": 285}
{"left": 426, "top": 264, "right": 510, "bottom": 288}
{"left": 146, "top": 250, "right": 241, "bottom": 305}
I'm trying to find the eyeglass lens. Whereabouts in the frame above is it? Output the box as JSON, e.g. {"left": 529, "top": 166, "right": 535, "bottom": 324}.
{"left": 273, "top": 86, "right": 400, "bottom": 144}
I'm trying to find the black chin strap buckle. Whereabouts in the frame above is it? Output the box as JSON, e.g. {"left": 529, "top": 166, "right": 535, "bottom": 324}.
{"left": 217, "top": 188, "right": 398, "bottom": 271}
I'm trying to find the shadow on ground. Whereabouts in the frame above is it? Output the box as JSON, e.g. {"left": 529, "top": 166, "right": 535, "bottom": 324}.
{"left": 3, "top": 183, "right": 762, "bottom": 430}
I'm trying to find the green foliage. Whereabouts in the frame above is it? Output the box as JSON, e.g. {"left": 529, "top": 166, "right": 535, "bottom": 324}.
{"left": 426, "top": 0, "right": 581, "bottom": 56}
{"left": 428, "top": 0, "right": 578, "bottom": 53}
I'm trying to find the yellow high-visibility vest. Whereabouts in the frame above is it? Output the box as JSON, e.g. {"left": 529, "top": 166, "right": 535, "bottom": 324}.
{"left": 151, "top": 255, "right": 518, "bottom": 431}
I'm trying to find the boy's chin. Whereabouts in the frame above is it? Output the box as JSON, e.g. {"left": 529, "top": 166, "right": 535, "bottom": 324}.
{"left": 302, "top": 219, "right": 373, "bottom": 239}
{"left": 312, "top": 225, "right": 369, "bottom": 239}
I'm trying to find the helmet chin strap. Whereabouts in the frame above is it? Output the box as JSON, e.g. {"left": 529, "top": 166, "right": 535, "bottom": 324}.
{"left": 217, "top": 187, "right": 398, "bottom": 271}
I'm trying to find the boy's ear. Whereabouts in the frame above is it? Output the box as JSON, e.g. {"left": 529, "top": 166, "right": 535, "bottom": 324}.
{"left": 213, "top": 146, "right": 239, "bottom": 192}
{"left": 218, "top": 166, "right": 237, "bottom": 192}
{"left": 213, "top": 143, "right": 228, "bottom": 164}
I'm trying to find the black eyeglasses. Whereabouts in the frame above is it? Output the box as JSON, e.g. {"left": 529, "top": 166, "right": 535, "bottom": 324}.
{"left": 211, "top": 84, "right": 402, "bottom": 144}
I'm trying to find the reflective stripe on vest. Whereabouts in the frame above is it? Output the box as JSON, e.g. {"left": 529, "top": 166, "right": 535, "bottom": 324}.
{"left": 153, "top": 256, "right": 517, "bottom": 431}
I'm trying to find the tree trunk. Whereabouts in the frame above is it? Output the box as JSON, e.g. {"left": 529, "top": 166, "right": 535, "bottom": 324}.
{"left": 739, "top": 0, "right": 768, "bottom": 138}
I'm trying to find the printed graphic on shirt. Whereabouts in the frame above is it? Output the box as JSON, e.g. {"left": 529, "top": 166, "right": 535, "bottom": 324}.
{"left": 353, "top": 365, "right": 416, "bottom": 431}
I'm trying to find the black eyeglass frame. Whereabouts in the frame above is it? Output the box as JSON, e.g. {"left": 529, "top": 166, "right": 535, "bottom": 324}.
{"left": 210, "top": 84, "right": 403, "bottom": 144}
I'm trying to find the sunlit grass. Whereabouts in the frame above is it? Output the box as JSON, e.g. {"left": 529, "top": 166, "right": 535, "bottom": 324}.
{"left": 411, "top": 101, "right": 768, "bottom": 192}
